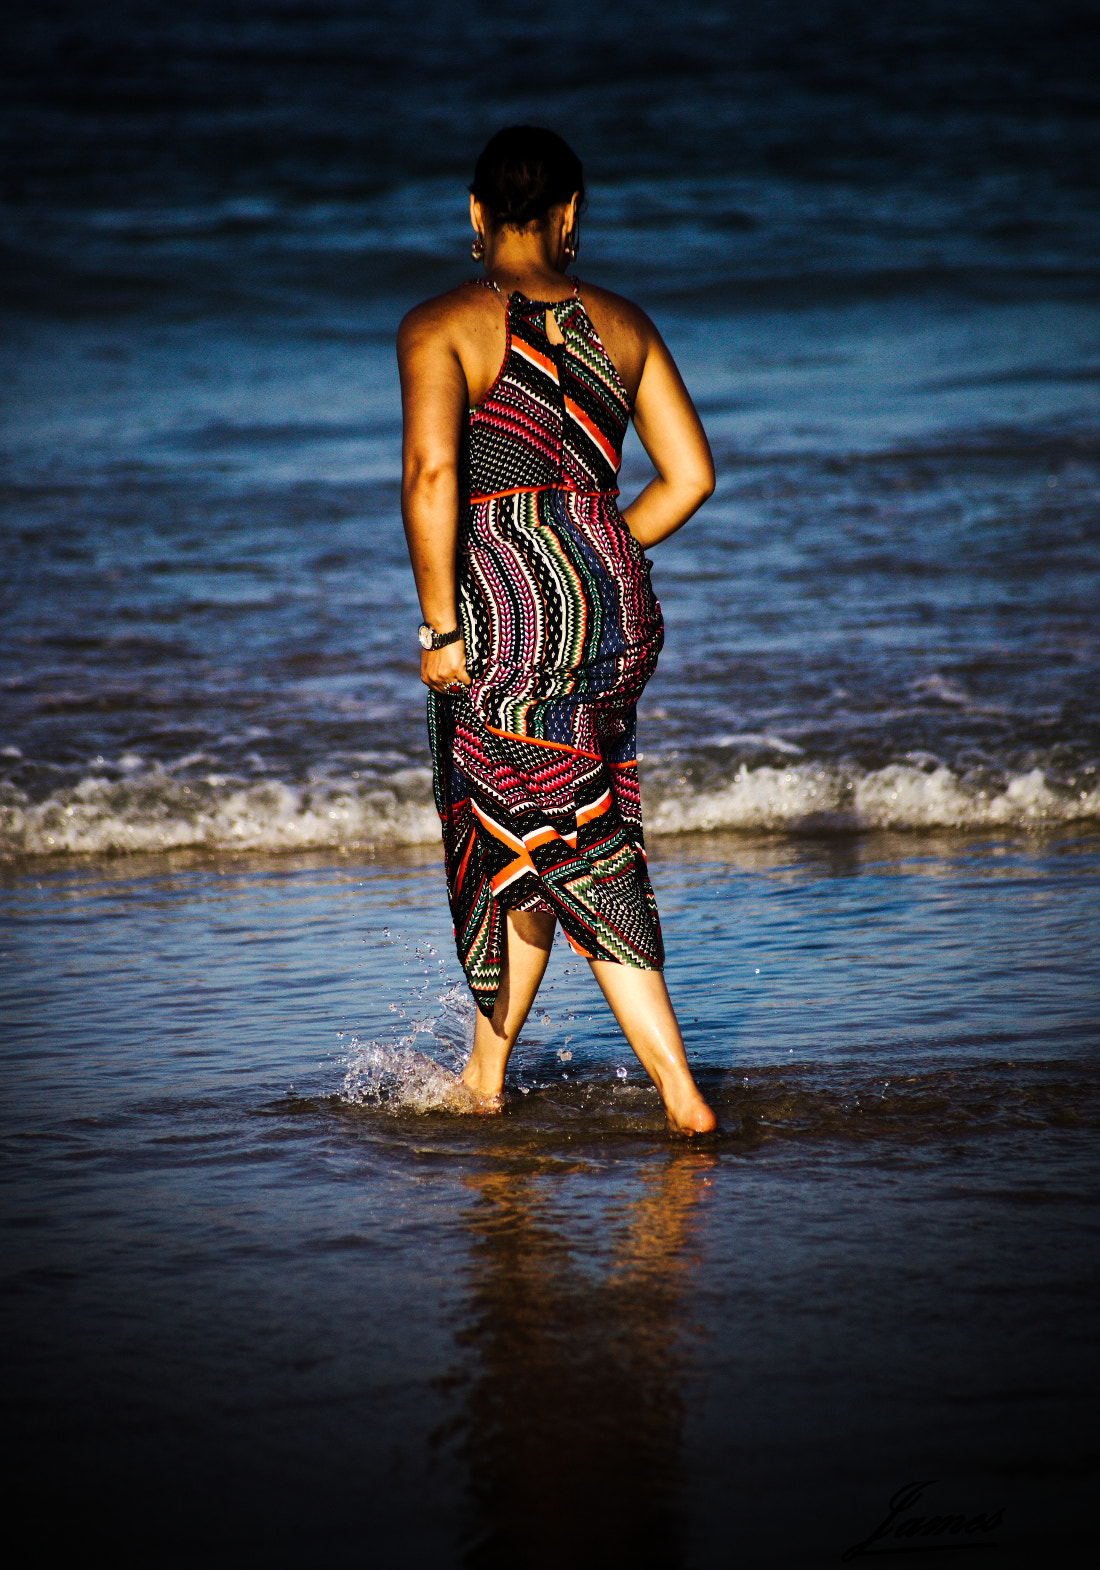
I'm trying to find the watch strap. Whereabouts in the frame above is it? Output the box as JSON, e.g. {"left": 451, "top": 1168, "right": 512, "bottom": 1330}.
{"left": 419, "top": 623, "right": 463, "bottom": 651}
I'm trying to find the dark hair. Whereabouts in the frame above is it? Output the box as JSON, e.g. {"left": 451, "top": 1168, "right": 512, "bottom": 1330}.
{"left": 470, "top": 126, "right": 586, "bottom": 229}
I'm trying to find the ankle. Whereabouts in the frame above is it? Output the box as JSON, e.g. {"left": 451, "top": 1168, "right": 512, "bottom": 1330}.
{"left": 654, "top": 1067, "right": 714, "bottom": 1130}
{"left": 462, "top": 1052, "right": 506, "bottom": 1097}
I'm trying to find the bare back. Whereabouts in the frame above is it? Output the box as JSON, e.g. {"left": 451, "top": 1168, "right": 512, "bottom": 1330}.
{"left": 402, "top": 278, "right": 650, "bottom": 412}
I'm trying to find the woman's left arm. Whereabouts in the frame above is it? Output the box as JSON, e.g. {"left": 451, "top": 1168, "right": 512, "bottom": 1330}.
{"left": 621, "top": 328, "right": 715, "bottom": 549}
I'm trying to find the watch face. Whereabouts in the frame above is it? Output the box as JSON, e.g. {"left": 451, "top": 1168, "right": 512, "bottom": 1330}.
{"left": 418, "top": 624, "right": 433, "bottom": 650}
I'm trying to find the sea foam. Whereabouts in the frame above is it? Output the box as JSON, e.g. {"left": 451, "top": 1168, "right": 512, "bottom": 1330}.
{"left": 647, "top": 761, "right": 1100, "bottom": 835}
{"left": 0, "top": 769, "right": 437, "bottom": 858}
{"left": 1, "top": 759, "right": 1097, "bottom": 860}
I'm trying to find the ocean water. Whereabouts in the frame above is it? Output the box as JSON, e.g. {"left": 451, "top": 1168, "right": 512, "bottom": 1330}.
{"left": 3, "top": 0, "right": 1099, "bottom": 854}
{"left": 2, "top": 2, "right": 1099, "bottom": 1563}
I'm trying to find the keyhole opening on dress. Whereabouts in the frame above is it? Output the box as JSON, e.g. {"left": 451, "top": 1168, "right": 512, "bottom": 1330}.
{"left": 544, "top": 309, "right": 565, "bottom": 345}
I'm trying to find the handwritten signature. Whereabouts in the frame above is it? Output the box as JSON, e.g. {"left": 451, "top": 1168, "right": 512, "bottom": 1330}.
{"left": 842, "top": 1478, "right": 1005, "bottom": 1559}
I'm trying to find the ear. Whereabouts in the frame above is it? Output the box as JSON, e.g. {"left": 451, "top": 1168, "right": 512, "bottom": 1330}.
{"left": 565, "top": 191, "right": 581, "bottom": 231}
{"left": 470, "top": 193, "right": 484, "bottom": 234}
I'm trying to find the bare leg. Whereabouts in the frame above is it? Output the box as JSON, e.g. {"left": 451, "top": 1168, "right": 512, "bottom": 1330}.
{"left": 461, "top": 908, "right": 556, "bottom": 1105}
{"left": 588, "top": 961, "right": 716, "bottom": 1135}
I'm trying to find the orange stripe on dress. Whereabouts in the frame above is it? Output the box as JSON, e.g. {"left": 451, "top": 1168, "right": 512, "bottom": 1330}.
{"left": 468, "top": 483, "right": 619, "bottom": 503}
{"left": 523, "top": 825, "right": 561, "bottom": 852}
{"left": 564, "top": 396, "right": 619, "bottom": 468}
{"left": 483, "top": 724, "right": 603, "bottom": 763}
{"left": 453, "top": 830, "right": 475, "bottom": 897}
{"left": 576, "top": 788, "right": 612, "bottom": 827}
{"left": 481, "top": 723, "right": 639, "bottom": 771}
{"left": 470, "top": 798, "right": 525, "bottom": 853}
{"left": 511, "top": 339, "right": 559, "bottom": 381}
{"left": 490, "top": 851, "right": 536, "bottom": 894}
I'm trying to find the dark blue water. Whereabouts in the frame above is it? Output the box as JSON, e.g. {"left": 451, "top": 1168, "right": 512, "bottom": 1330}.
{"left": 3, "top": 0, "right": 1099, "bottom": 855}
{"left": 2, "top": 837, "right": 1098, "bottom": 1566}
{"left": 2, "top": 6, "right": 1099, "bottom": 1565}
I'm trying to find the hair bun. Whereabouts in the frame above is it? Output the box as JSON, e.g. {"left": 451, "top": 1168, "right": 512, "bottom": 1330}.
{"left": 470, "top": 126, "right": 586, "bottom": 229}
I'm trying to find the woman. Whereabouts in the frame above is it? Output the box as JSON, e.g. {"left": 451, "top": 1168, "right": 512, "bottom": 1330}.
{"left": 398, "top": 126, "right": 716, "bottom": 1134}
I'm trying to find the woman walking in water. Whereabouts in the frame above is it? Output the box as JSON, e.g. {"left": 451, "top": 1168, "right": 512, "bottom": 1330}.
{"left": 398, "top": 126, "right": 716, "bottom": 1134}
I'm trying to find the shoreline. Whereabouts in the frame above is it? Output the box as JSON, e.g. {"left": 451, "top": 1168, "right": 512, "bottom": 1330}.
{"left": 3, "top": 822, "right": 1098, "bottom": 881}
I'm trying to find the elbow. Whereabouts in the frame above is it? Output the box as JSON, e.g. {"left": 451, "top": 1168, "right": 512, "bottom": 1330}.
{"left": 403, "top": 455, "right": 458, "bottom": 505}
{"left": 678, "top": 441, "right": 715, "bottom": 511}
{"left": 661, "top": 463, "right": 714, "bottom": 517}
{"left": 687, "top": 460, "right": 715, "bottom": 511}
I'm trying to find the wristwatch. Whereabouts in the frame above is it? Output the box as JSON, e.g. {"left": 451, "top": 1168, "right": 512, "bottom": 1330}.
{"left": 418, "top": 623, "right": 463, "bottom": 651}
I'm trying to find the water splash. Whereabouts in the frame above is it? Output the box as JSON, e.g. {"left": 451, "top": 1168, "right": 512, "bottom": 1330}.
{"left": 340, "top": 982, "right": 477, "bottom": 1114}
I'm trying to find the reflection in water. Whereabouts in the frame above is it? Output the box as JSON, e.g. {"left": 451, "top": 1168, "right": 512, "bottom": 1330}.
{"left": 453, "top": 1151, "right": 714, "bottom": 1569}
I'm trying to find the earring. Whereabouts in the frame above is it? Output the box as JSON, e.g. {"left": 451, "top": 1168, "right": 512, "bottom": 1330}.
{"left": 471, "top": 232, "right": 485, "bottom": 262}
{"left": 564, "top": 226, "right": 579, "bottom": 262}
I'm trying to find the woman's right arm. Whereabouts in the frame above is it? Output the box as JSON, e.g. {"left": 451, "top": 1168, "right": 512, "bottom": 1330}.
{"left": 396, "top": 299, "right": 472, "bottom": 692}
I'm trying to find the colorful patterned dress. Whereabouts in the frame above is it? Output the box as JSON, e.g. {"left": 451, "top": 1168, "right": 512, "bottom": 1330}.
{"left": 428, "top": 277, "right": 665, "bottom": 1017}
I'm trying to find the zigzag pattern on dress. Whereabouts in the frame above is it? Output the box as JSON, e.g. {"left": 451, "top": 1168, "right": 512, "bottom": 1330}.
{"left": 429, "top": 277, "right": 666, "bottom": 1016}
{"left": 466, "top": 277, "right": 632, "bottom": 498}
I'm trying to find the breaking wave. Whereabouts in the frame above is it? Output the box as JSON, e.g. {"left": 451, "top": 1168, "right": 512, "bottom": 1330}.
{"left": 1, "top": 758, "right": 1097, "bottom": 860}
{"left": 646, "top": 760, "right": 1100, "bottom": 835}
{"left": 0, "top": 768, "right": 438, "bottom": 858}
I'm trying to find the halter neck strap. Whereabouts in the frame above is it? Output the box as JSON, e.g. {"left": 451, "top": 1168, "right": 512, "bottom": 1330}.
{"left": 481, "top": 276, "right": 581, "bottom": 314}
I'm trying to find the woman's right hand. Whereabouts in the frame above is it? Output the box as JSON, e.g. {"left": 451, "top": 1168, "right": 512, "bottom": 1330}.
{"left": 421, "top": 637, "right": 471, "bottom": 695}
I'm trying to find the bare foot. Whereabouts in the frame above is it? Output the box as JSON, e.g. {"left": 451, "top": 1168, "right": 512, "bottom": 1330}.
{"left": 468, "top": 1089, "right": 505, "bottom": 1116}
{"left": 444, "top": 1076, "right": 504, "bottom": 1116}
{"left": 664, "top": 1093, "right": 718, "bottom": 1137}
{"left": 459, "top": 1062, "right": 506, "bottom": 1115}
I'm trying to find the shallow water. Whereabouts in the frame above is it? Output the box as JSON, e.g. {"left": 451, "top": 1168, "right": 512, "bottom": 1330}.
{"left": 3, "top": 836, "right": 1097, "bottom": 1564}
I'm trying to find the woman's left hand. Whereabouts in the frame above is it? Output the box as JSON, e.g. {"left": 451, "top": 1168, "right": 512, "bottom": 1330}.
{"left": 421, "top": 638, "right": 471, "bottom": 695}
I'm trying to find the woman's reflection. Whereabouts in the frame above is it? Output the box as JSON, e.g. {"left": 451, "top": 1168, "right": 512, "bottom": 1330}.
{"left": 453, "top": 1149, "right": 715, "bottom": 1569}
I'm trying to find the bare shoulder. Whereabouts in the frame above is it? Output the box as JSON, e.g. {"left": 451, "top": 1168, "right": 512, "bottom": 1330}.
{"left": 397, "top": 281, "right": 498, "bottom": 357}
{"left": 575, "top": 280, "right": 659, "bottom": 342}
{"left": 574, "top": 280, "right": 662, "bottom": 403}
{"left": 397, "top": 283, "right": 505, "bottom": 408}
